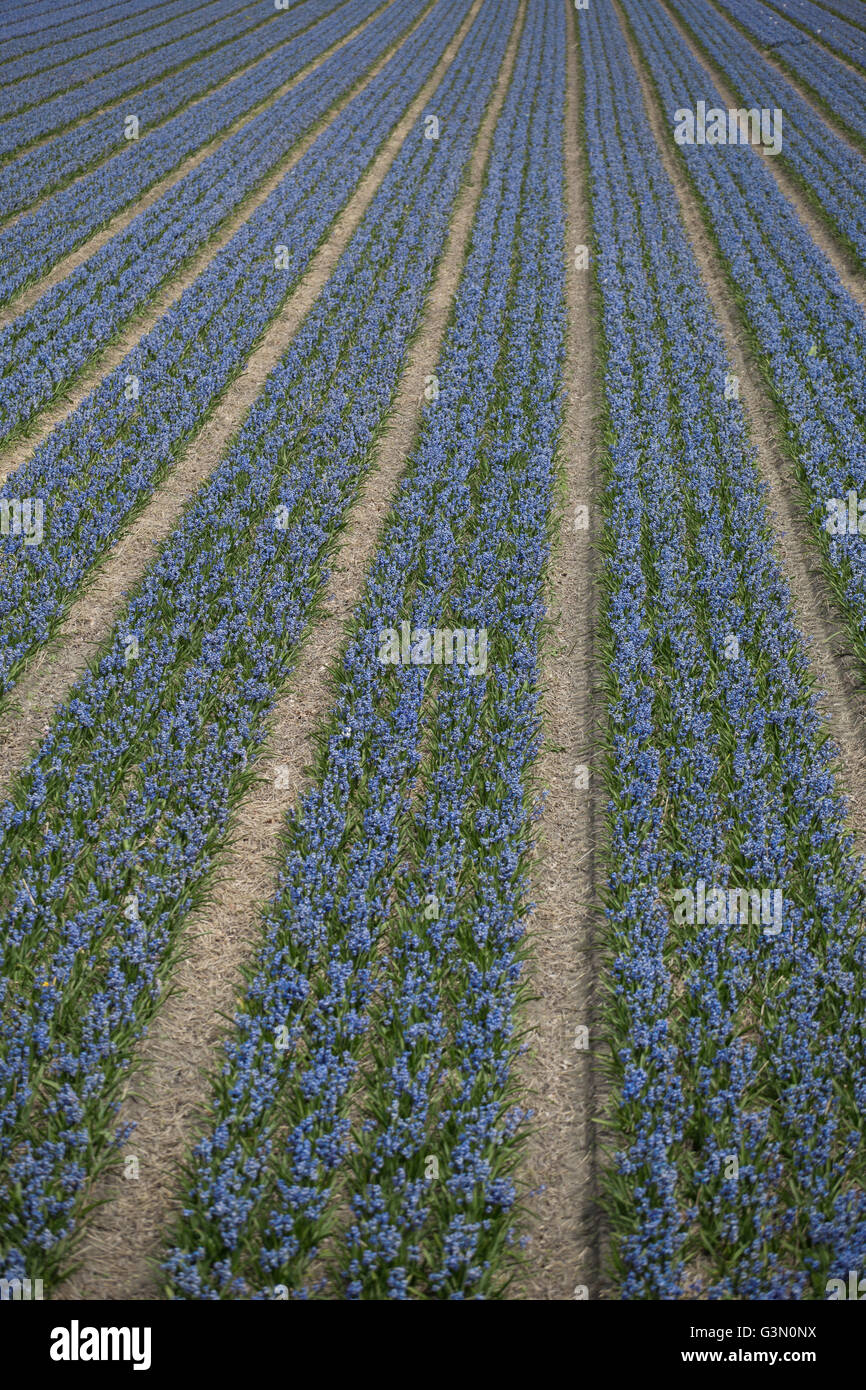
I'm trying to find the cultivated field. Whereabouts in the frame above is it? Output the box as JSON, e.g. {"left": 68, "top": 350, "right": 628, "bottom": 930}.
{"left": 1, "top": 0, "right": 866, "bottom": 1307}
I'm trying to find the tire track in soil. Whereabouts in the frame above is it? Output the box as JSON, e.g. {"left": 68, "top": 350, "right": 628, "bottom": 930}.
{"left": 515, "top": 0, "right": 604, "bottom": 1303}
{"left": 52, "top": 0, "right": 520, "bottom": 1302}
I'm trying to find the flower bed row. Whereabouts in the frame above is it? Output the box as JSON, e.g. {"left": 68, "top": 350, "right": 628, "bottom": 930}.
{"left": 759, "top": 0, "right": 866, "bottom": 68}
{"left": 713, "top": 0, "right": 866, "bottom": 144}
{"left": 0, "top": 0, "right": 285, "bottom": 152}
{"left": 0, "top": 0, "right": 242, "bottom": 80}
{"left": 824, "top": 0, "right": 866, "bottom": 29}
{"left": 0, "top": 0, "right": 515, "bottom": 1290}
{"left": 339, "top": 2, "right": 565, "bottom": 1299}
{"left": 0, "top": 0, "right": 257, "bottom": 113}
{"left": 624, "top": 0, "right": 866, "bottom": 733}
{"left": 165, "top": 0, "right": 566, "bottom": 1302}
{"left": 580, "top": 0, "right": 866, "bottom": 1298}
{"left": 0, "top": 0, "right": 164, "bottom": 44}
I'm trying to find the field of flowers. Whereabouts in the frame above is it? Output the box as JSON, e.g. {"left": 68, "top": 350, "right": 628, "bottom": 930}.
{"left": 2, "top": 0, "right": 866, "bottom": 1309}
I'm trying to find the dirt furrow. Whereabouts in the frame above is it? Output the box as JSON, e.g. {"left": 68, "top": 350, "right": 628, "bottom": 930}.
{"left": 515, "top": 0, "right": 603, "bottom": 1304}
{"left": 53, "top": 0, "right": 519, "bottom": 1302}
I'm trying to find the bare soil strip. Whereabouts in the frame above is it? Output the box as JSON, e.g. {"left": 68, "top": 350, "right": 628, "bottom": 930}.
{"left": 516, "top": 0, "right": 604, "bottom": 1303}
{"left": 53, "top": 0, "right": 524, "bottom": 1302}
{"left": 612, "top": 0, "right": 866, "bottom": 868}
{"left": 0, "top": 0, "right": 382, "bottom": 265}
{"left": 658, "top": 0, "right": 866, "bottom": 308}
{"left": 0, "top": 5, "right": 424, "bottom": 485}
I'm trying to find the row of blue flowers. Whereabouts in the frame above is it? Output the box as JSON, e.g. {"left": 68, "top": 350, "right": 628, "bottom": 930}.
{"left": 0, "top": 0, "right": 256, "bottom": 117}
{"left": 0, "top": 0, "right": 415, "bottom": 421}
{"left": 746, "top": 0, "right": 866, "bottom": 69}
{"left": 0, "top": 0, "right": 282, "bottom": 154}
{"left": 0, "top": 0, "right": 250, "bottom": 86}
{"left": 164, "top": 0, "right": 565, "bottom": 1300}
{"left": 713, "top": 0, "right": 866, "bottom": 143}
{"left": 0, "top": 0, "right": 179, "bottom": 48}
{"left": 667, "top": 0, "right": 866, "bottom": 268}
{"left": 582, "top": 0, "right": 866, "bottom": 1298}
